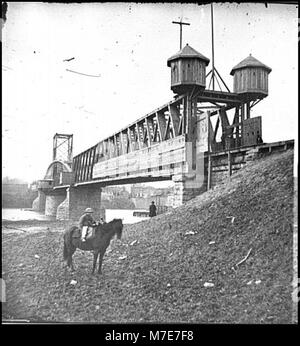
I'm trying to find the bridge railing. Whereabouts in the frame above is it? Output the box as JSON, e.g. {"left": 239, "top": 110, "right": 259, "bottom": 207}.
{"left": 71, "top": 89, "right": 245, "bottom": 185}
{"left": 73, "top": 94, "right": 188, "bottom": 183}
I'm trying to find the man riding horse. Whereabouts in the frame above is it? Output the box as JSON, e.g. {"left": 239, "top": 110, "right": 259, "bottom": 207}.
{"left": 63, "top": 218, "right": 123, "bottom": 274}
{"left": 79, "top": 207, "right": 97, "bottom": 242}
{"left": 67, "top": 208, "right": 123, "bottom": 274}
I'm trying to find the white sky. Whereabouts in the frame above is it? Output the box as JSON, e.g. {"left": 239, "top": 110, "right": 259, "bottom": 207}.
{"left": 2, "top": 2, "right": 298, "bottom": 183}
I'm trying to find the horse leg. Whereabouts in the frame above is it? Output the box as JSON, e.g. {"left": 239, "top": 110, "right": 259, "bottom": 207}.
{"left": 70, "top": 257, "right": 75, "bottom": 271}
{"left": 92, "top": 251, "right": 99, "bottom": 274}
{"left": 67, "top": 255, "right": 74, "bottom": 271}
{"left": 97, "top": 251, "right": 105, "bottom": 274}
{"left": 68, "top": 247, "right": 76, "bottom": 271}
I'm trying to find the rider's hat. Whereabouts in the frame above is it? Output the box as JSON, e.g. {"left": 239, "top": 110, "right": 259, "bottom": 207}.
{"left": 85, "top": 207, "right": 94, "bottom": 213}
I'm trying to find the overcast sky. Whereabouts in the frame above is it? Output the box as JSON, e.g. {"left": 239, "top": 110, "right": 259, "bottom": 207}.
{"left": 2, "top": 2, "right": 298, "bottom": 183}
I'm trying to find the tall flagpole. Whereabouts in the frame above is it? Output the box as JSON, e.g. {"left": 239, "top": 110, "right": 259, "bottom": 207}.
{"left": 211, "top": 3, "right": 215, "bottom": 90}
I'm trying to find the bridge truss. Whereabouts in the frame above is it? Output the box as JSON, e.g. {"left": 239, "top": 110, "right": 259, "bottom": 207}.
{"left": 72, "top": 89, "right": 260, "bottom": 185}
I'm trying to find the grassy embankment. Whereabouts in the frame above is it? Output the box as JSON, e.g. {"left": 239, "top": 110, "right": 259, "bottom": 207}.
{"left": 2, "top": 150, "right": 294, "bottom": 323}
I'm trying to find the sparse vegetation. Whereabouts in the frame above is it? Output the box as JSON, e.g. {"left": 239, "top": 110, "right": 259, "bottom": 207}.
{"left": 2, "top": 150, "right": 294, "bottom": 323}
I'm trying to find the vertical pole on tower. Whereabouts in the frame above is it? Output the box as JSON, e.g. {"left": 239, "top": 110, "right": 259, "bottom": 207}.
{"left": 211, "top": 3, "right": 215, "bottom": 90}
{"left": 172, "top": 19, "right": 190, "bottom": 50}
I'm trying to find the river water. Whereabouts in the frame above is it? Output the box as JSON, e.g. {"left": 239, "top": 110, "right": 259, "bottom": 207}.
{"left": 2, "top": 208, "right": 54, "bottom": 221}
{"left": 2, "top": 208, "right": 148, "bottom": 224}
{"left": 105, "top": 209, "right": 149, "bottom": 224}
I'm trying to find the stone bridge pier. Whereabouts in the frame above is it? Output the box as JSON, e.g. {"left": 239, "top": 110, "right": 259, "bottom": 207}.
{"left": 172, "top": 174, "right": 206, "bottom": 208}
{"left": 171, "top": 138, "right": 208, "bottom": 208}
{"left": 33, "top": 179, "right": 103, "bottom": 221}
{"left": 56, "top": 185, "right": 103, "bottom": 221}
{"left": 32, "top": 190, "right": 46, "bottom": 212}
{"left": 172, "top": 172, "right": 208, "bottom": 208}
{"left": 45, "top": 192, "right": 66, "bottom": 217}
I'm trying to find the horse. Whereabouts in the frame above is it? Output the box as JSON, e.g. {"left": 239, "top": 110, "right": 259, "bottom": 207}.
{"left": 63, "top": 218, "right": 123, "bottom": 274}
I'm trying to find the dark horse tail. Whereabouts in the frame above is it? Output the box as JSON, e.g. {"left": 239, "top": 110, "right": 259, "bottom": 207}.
{"left": 63, "top": 227, "right": 77, "bottom": 260}
{"left": 63, "top": 234, "right": 69, "bottom": 261}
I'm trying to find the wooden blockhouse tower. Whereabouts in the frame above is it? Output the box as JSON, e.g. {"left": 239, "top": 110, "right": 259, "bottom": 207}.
{"left": 167, "top": 43, "right": 210, "bottom": 95}
{"left": 230, "top": 54, "right": 272, "bottom": 100}
{"left": 167, "top": 40, "right": 271, "bottom": 151}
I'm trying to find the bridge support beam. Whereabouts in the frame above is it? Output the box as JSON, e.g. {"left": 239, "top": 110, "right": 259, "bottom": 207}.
{"left": 56, "top": 186, "right": 103, "bottom": 221}
{"left": 32, "top": 190, "right": 46, "bottom": 212}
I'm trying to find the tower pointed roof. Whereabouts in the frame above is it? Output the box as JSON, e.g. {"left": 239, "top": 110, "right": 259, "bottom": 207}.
{"left": 230, "top": 54, "right": 272, "bottom": 75}
{"left": 167, "top": 44, "right": 210, "bottom": 67}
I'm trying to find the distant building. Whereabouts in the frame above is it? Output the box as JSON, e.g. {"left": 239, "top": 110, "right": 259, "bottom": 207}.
{"left": 130, "top": 185, "right": 172, "bottom": 198}
{"left": 102, "top": 186, "right": 130, "bottom": 199}
{"left": 102, "top": 183, "right": 173, "bottom": 213}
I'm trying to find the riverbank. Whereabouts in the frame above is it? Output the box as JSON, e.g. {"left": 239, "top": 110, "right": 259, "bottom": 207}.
{"left": 2, "top": 219, "right": 68, "bottom": 234}
{"left": 2, "top": 150, "right": 295, "bottom": 323}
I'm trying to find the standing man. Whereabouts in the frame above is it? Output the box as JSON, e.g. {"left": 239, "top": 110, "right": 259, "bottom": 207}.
{"left": 79, "top": 207, "right": 96, "bottom": 242}
{"left": 149, "top": 201, "right": 157, "bottom": 218}
{"left": 257, "top": 132, "right": 263, "bottom": 144}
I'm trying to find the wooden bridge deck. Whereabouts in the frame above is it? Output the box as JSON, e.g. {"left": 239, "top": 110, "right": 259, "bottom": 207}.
{"left": 49, "top": 139, "right": 294, "bottom": 190}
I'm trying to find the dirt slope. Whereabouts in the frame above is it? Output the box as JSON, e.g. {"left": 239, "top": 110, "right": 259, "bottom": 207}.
{"left": 2, "top": 150, "right": 294, "bottom": 323}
